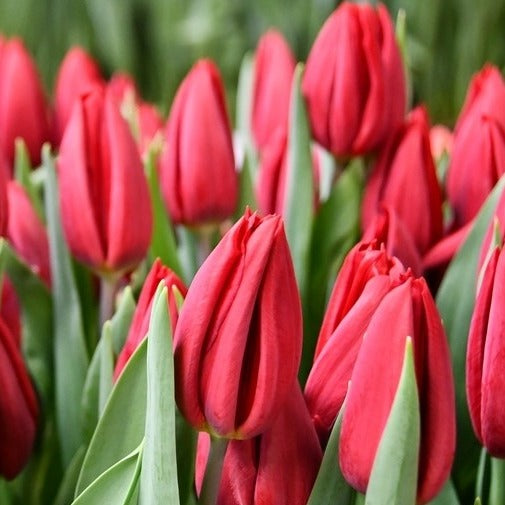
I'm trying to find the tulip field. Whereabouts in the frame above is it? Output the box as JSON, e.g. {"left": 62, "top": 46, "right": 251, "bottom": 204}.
{"left": 1, "top": 1, "right": 505, "bottom": 504}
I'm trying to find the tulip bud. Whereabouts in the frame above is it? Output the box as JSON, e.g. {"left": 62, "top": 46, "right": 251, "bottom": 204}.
{"left": 160, "top": 59, "right": 237, "bottom": 226}
{"left": 251, "top": 30, "right": 296, "bottom": 151}
{"left": 174, "top": 209, "right": 302, "bottom": 439}
{"left": 467, "top": 236, "right": 505, "bottom": 457}
{"left": 58, "top": 87, "right": 152, "bottom": 275}
{"left": 339, "top": 272, "right": 455, "bottom": 504}
{"left": 0, "top": 315, "right": 38, "bottom": 479}
{"left": 195, "top": 383, "right": 322, "bottom": 505}
{"left": 302, "top": 1, "right": 405, "bottom": 158}
{"left": 114, "top": 259, "right": 187, "bottom": 379}
{"left": 362, "top": 106, "right": 443, "bottom": 255}
{"left": 430, "top": 124, "right": 453, "bottom": 161}
{"left": 446, "top": 65, "right": 505, "bottom": 228}
{"left": 0, "top": 38, "right": 51, "bottom": 167}
{"left": 54, "top": 47, "right": 104, "bottom": 144}
{"left": 6, "top": 181, "right": 50, "bottom": 286}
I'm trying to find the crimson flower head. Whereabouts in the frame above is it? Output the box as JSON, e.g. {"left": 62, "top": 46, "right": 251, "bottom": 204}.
{"left": 362, "top": 106, "right": 443, "bottom": 256}
{"left": 114, "top": 259, "right": 187, "bottom": 379}
{"left": 467, "top": 234, "right": 505, "bottom": 457}
{"left": 0, "top": 37, "right": 51, "bottom": 167}
{"left": 251, "top": 29, "right": 296, "bottom": 151}
{"left": 174, "top": 209, "right": 302, "bottom": 439}
{"left": 54, "top": 46, "right": 104, "bottom": 144}
{"left": 57, "top": 87, "right": 152, "bottom": 275}
{"left": 339, "top": 272, "right": 455, "bottom": 504}
{"left": 0, "top": 315, "right": 38, "bottom": 479}
{"left": 302, "top": 1, "right": 405, "bottom": 158}
{"left": 160, "top": 59, "right": 237, "bottom": 226}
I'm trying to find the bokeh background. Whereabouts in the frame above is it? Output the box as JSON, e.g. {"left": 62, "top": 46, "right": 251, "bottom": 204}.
{"left": 0, "top": 0, "right": 504, "bottom": 125}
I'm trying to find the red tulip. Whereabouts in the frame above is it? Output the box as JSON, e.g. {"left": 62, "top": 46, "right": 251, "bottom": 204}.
{"left": 160, "top": 59, "right": 237, "bottom": 226}
{"left": 466, "top": 237, "right": 505, "bottom": 457}
{"left": 362, "top": 106, "right": 443, "bottom": 255}
{"left": 58, "top": 87, "right": 152, "bottom": 275}
{"left": 251, "top": 30, "right": 296, "bottom": 151}
{"left": 446, "top": 65, "right": 505, "bottom": 228}
{"left": 1, "top": 280, "right": 20, "bottom": 346}
{"left": 174, "top": 209, "right": 302, "bottom": 438}
{"left": 305, "top": 241, "right": 404, "bottom": 439}
{"left": 114, "top": 259, "right": 187, "bottom": 379}
{"left": 0, "top": 314, "right": 38, "bottom": 479}
{"left": 0, "top": 37, "right": 51, "bottom": 167}
{"left": 195, "top": 384, "right": 322, "bottom": 505}
{"left": 54, "top": 47, "right": 104, "bottom": 144}
{"left": 339, "top": 272, "right": 455, "bottom": 504}
{"left": 430, "top": 124, "right": 453, "bottom": 161}
{"left": 6, "top": 181, "right": 50, "bottom": 286}
{"left": 302, "top": 1, "right": 405, "bottom": 158}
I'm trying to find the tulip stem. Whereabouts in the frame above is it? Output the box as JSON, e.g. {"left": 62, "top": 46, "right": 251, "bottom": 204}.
{"left": 196, "top": 226, "right": 215, "bottom": 266}
{"left": 489, "top": 457, "right": 505, "bottom": 505}
{"left": 99, "top": 276, "right": 117, "bottom": 329}
{"left": 199, "top": 436, "right": 228, "bottom": 505}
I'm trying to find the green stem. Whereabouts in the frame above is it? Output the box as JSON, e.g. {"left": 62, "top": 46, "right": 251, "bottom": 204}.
{"left": 99, "top": 276, "right": 118, "bottom": 329}
{"left": 196, "top": 226, "right": 215, "bottom": 267}
{"left": 489, "top": 457, "right": 505, "bottom": 505}
{"left": 199, "top": 437, "right": 228, "bottom": 505}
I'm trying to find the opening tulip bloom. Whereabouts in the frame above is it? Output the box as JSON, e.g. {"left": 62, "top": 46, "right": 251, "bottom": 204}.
{"left": 160, "top": 59, "right": 238, "bottom": 226}
{"left": 57, "top": 87, "right": 152, "bottom": 275}
{"left": 339, "top": 272, "right": 455, "bottom": 504}
{"left": 174, "top": 209, "right": 302, "bottom": 439}
{"left": 302, "top": 1, "right": 405, "bottom": 158}
{"left": 467, "top": 238, "right": 505, "bottom": 457}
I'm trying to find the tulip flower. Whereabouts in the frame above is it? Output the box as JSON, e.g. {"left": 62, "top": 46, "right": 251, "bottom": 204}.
{"left": 446, "top": 65, "right": 505, "bottom": 228}
{"left": 160, "top": 59, "right": 237, "bottom": 226}
{"left": 174, "top": 209, "right": 302, "bottom": 439}
{"left": 430, "top": 124, "right": 453, "bottom": 161}
{"left": 302, "top": 1, "right": 405, "bottom": 158}
{"left": 0, "top": 315, "right": 38, "bottom": 479}
{"left": 54, "top": 46, "right": 104, "bottom": 143}
{"left": 362, "top": 106, "right": 443, "bottom": 255}
{"left": 251, "top": 30, "right": 296, "bottom": 151}
{"left": 195, "top": 383, "right": 322, "bottom": 505}
{"left": 57, "top": 87, "right": 152, "bottom": 275}
{"left": 0, "top": 37, "right": 51, "bottom": 167}
{"left": 339, "top": 272, "right": 455, "bottom": 504}
{"left": 114, "top": 259, "right": 187, "bottom": 379}
{"left": 467, "top": 235, "right": 505, "bottom": 457}
{"left": 6, "top": 181, "right": 50, "bottom": 286}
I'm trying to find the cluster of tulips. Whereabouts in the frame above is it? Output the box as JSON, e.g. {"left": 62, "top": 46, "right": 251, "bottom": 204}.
{"left": 1, "top": 1, "right": 505, "bottom": 504}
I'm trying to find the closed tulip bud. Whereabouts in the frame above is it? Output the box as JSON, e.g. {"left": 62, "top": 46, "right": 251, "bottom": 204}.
{"left": 430, "top": 124, "right": 453, "bottom": 161}
{"left": 447, "top": 65, "right": 505, "bottom": 228}
{"left": 0, "top": 38, "right": 51, "bottom": 167}
{"left": 54, "top": 47, "right": 104, "bottom": 144}
{"left": 114, "top": 259, "right": 187, "bottom": 379}
{"left": 467, "top": 236, "right": 505, "bottom": 457}
{"left": 160, "top": 59, "right": 237, "bottom": 226}
{"left": 339, "top": 272, "right": 455, "bottom": 504}
{"left": 362, "top": 106, "right": 443, "bottom": 255}
{"left": 174, "top": 209, "right": 302, "bottom": 439}
{"left": 195, "top": 383, "right": 322, "bottom": 505}
{"left": 302, "top": 1, "right": 405, "bottom": 158}
{"left": 7, "top": 181, "right": 50, "bottom": 286}
{"left": 58, "top": 87, "right": 152, "bottom": 275}
{"left": 0, "top": 315, "right": 38, "bottom": 479}
{"left": 251, "top": 30, "right": 296, "bottom": 151}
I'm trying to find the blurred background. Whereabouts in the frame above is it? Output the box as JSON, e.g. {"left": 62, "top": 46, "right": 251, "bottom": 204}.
{"left": 0, "top": 0, "right": 503, "bottom": 125}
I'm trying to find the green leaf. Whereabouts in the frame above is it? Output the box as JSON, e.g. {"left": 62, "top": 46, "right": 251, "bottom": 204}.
{"left": 365, "top": 337, "right": 420, "bottom": 505}
{"left": 76, "top": 339, "right": 147, "bottom": 495}
{"left": 307, "top": 400, "right": 355, "bottom": 505}
{"left": 284, "top": 62, "right": 314, "bottom": 296}
{"left": 54, "top": 446, "right": 87, "bottom": 505}
{"left": 176, "top": 410, "right": 198, "bottom": 505}
{"left": 98, "top": 322, "right": 114, "bottom": 414}
{"left": 139, "top": 286, "right": 180, "bottom": 504}
{"left": 146, "top": 148, "right": 184, "bottom": 279}
{"left": 176, "top": 227, "right": 198, "bottom": 283}
{"left": 474, "top": 498, "right": 482, "bottom": 505}
{"left": 436, "top": 176, "right": 505, "bottom": 497}
{"left": 235, "top": 152, "right": 259, "bottom": 216}
{"left": 72, "top": 445, "right": 143, "bottom": 505}
{"left": 0, "top": 240, "right": 53, "bottom": 405}
{"left": 236, "top": 52, "right": 254, "bottom": 147}
{"left": 43, "top": 145, "right": 89, "bottom": 466}
{"left": 299, "top": 160, "right": 363, "bottom": 383}
{"left": 427, "top": 480, "right": 461, "bottom": 505}
{"left": 110, "top": 286, "right": 136, "bottom": 355}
